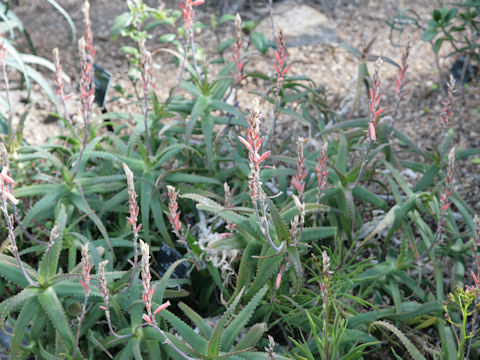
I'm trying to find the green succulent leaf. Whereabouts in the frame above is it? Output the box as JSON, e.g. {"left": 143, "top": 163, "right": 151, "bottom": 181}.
{"left": 38, "top": 286, "right": 75, "bottom": 353}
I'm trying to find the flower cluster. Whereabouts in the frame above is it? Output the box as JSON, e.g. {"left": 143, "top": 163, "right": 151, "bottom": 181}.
{"left": 293, "top": 137, "right": 306, "bottom": 201}
{"left": 52, "top": 49, "right": 72, "bottom": 103}
{"left": 238, "top": 98, "right": 271, "bottom": 202}
{"left": 273, "top": 29, "right": 289, "bottom": 84}
{"left": 79, "top": 243, "right": 92, "bottom": 296}
{"left": 167, "top": 185, "right": 183, "bottom": 237}
{"left": 98, "top": 260, "right": 109, "bottom": 311}
{"left": 79, "top": 1, "right": 95, "bottom": 118}
{"left": 440, "top": 147, "right": 456, "bottom": 214}
{"left": 124, "top": 164, "right": 142, "bottom": 234}
{"left": 239, "top": 99, "right": 283, "bottom": 252}
{"left": 231, "top": 13, "right": 245, "bottom": 85}
{"left": 394, "top": 41, "right": 410, "bottom": 102}
{"left": 140, "top": 240, "right": 170, "bottom": 325}
{"left": 180, "top": 0, "right": 204, "bottom": 37}
{"left": 316, "top": 142, "right": 329, "bottom": 201}
{"left": 441, "top": 75, "right": 456, "bottom": 139}
{"left": 367, "top": 58, "right": 385, "bottom": 141}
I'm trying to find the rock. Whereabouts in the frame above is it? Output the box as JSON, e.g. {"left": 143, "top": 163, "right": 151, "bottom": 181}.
{"left": 256, "top": 2, "right": 342, "bottom": 47}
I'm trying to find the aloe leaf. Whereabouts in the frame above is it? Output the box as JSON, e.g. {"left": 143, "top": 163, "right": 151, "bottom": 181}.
{"left": 14, "top": 183, "right": 59, "bottom": 197}
{"left": 229, "top": 241, "right": 260, "bottom": 306}
{"left": 300, "top": 227, "right": 336, "bottom": 243}
{"left": 287, "top": 246, "right": 303, "bottom": 294}
{"left": 413, "top": 164, "right": 439, "bottom": 192}
{"left": 38, "top": 286, "right": 74, "bottom": 353}
{"left": 352, "top": 185, "right": 387, "bottom": 210}
{"left": 178, "top": 302, "right": 213, "bottom": 338}
{"left": 39, "top": 204, "right": 66, "bottom": 281}
{"left": 53, "top": 280, "right": 102, "bottom": 298}
{"left": 152, "top": 259, "right": 190, "bottom": 305}
{"left": 201, "top": 114, "right": 214, "bottom": 169}
{"left": 0, "top": 287, "right": 40, "bottom": 334}
{"left": 222, "top": 285, "right": 268, "bottom": 351}
{"left": 210, "top": 100, "right": 246, "bottom": 125}
{"left": 370, "top": 321, "right": 426, "bottom": 360}
{"left": 150, "top": 194, "right": 172, "bottom": 245}
{"left": 246, "top": 247, "right": 282, "bottom": 299}
{"left": 19, "top": 53, "right": 70, "bottom": 82}
{"left": 0, "top": 253, "right": 37, "bottom": 287}
{"left": 153, "top": 143, "right": 201, "bottom": 168}
{"left": 24, "top": 64, "right": 59, "bottom": 110}
{"left": 38, "top": 342, "right": 63, "bottom": 360}
{"left": 264, "top": 196, "right": 289, "bottom": 244}
{"left": 69, "top": 192, "right": 113, "bottom": 256}
{"left": 207, "top": 287, "right": 245, "bottom": 356}
{"left": 161, "top": 310, "right": 208, "bottom": 355}
{"left": 4, "top": 42, "right": 30, "bottom": 91}
{"left": 182, "top": 193, "right": 223, "bottom": 208}
{"left": 196, "top": 204, "right": 256, "bottom": 242}
{"left": 232, "top": 323, "right": 266, "bottom": 352}
{"left": 165, "top": 172, "right": 222, "bottom": 185}
{"left": 22, "top": 184, "right": 69, "bottom": 227}
{"left": 186, "top": 95, "right": 210, "bottom": 143}
{"left": 10, "top": 297, "right": 40, "bottom": 359}
{"left": 140, "top": 170, "right": 155, "bottom": 243}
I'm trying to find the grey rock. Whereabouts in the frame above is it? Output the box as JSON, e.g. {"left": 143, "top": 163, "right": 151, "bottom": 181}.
{"left": 256, "top": 2, "right": 342, "bottom": 47}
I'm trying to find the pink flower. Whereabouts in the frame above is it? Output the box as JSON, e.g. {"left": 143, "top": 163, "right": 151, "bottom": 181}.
{"left": 153, "top": 301, "right": 171, "bottom": 315}
{"left": 0, "top": 167, "right": 19, "bottom": 205}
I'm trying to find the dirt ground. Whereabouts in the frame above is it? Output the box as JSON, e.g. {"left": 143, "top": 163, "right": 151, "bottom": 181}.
{"left": 6, "top": 0, "right": 480, "bottom": 213}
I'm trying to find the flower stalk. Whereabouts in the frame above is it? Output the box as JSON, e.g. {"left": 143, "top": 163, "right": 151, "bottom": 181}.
{"left": 239, "top": 98, "right": 284, "bottom": 252}
{"left": 118, "top": 163, "right": 141, "bottom": 293}
{"left": 138, "top": 39, "right": 154, "bottom": 156}
{"left": 74, "top": 243, "right": 92, "bottom": 357}
{"left": 52, "top": 48, "right": 79, "bottom": 141}
{"left": 267, "top": 29, "right": 289, "bottom": 148}
{"left": 167, "top": 185, "right": 201, "bottom": 269}
{"left": 73, "top": 1, "right": 96, "bottom": 179}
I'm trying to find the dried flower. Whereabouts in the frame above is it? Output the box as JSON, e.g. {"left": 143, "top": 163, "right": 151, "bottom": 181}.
{"left": 98, "top": 260, "right": 109, "bottom": 301}
{"left": 316, "top": 142, "right": 329, "bottom": 201}
{"left": 367, "top": 58, "right": 385, "bottom": 141}
{"left": 79, "top": 243, "right": 92, "bottom": 295}
{"left": 440, "top": 147, "right": 455, "bottom": 214}
{"left": 441, "top": 75, "right": 456, "bottom": 140}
